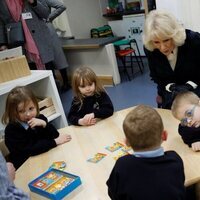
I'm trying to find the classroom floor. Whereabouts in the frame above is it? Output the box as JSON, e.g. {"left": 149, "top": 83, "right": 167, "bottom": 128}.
{"left": 60, "top": 57, "right": 157, "bottom": 118}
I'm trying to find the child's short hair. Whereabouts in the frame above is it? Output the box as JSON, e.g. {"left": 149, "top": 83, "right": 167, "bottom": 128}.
{"left": 2, "top": 86, "right": 39, "bottom": 124}
{"left": 171, "top": 91, "right": 199, "bottom": 119}
{"left": 123, "top": 105, "right": 164, "bottom": 151}
{"left": 72, "top": 66, "right": 105, "bottom": 104}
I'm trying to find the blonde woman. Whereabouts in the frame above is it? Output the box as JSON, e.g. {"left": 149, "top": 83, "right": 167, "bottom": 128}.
{"left": 67, "top": 67, "right": 114, "bottom": 126}
{"left": 143, "top": 10, "right": 200, "bottom": 109}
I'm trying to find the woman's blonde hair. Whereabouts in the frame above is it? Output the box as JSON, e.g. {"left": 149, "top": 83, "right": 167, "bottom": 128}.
{"left": 143, "top": 10, "right": 186, "bottom": 51}
{"left": 2, "top": 86, "right": 39, "bottom": 124}
{"left": 72, "top": 67, "right": 105, "bottom": 107}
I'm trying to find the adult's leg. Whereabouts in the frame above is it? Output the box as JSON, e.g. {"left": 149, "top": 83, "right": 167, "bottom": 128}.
{"left": 45, "top": 62, "right": 62, "bottom": 93}
{"left": 45, "top": 61, "right": 56, "bottom": 79}
{"left": 60, "top": 68, "right": 71, "bottom": 91}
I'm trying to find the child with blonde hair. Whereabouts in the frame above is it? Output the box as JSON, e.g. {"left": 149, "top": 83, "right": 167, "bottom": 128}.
{"left": 67, "top": 67, "right": 114, "bottom": 126}
{"left": 107, "top": 105, "right": 185, "bottom": 200}
{"left": 2, "top": 86, "right": 71, "bottom": 169}
{"left": 172, "top": 91, "right": 200, "bottom": 151}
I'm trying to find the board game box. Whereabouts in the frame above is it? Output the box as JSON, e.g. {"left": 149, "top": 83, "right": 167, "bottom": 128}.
{"left": 28, "top": 168, "right": 81, "bottom": 200}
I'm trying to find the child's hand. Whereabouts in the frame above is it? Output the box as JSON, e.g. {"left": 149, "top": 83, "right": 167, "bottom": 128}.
{"left": 84, "top": 113, "right": 95, "bottom": 122}
{"left": 6, "top": 162, "right": 16, "bottom": 182}
{"left": 191, "top": 141, "right": 200, "bottom": 151}
{"left": 78, "top": 113, "right": 96, "bottom": 126}
{"left": 55, "top": 134, "right": 72, "bottom": 145}
{"left": 0, "top": 45, "right": 7, "bottom": 51}
{"left": 28, "top": 118, "right": 47, "bottom": 128}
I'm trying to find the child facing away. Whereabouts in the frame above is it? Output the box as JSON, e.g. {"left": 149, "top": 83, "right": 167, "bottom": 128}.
{"left": 171, "top": 91, "right": 200, "bottom": 151}
{"left": 107, "top": 105, "right": 185, "bottom": 200}
{"left": 67, "top": 67, "right": 114, "bottom": 126}
{"left": 2, "top": 86, "right": 71, "bottom": 169}
{"left": 0, "top": 151, "right": 30, "bottom": 199}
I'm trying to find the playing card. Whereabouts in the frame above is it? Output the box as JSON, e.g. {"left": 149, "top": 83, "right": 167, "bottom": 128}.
{"left": 105, "top": 142, "right": 124, "bottom": 152}
{"left": 49, "top": 161, "right": 66, "bottom": 170}
{"left": 113, "top": 149, "right": 129, "bottom": 160}
{"left": 121, "top": 145, "right": 132, "bottom": 152}
{"left": 87, "top": 153, "right": 107, "bottom": 163}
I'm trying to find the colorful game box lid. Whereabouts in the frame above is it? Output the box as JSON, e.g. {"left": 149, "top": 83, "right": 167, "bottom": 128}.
{"left": 28, "top": 168, "right": 81, "bottom": 200}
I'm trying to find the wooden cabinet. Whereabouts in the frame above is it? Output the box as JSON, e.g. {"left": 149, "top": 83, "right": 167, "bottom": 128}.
{"left": 0, "top": 70, "right": 68, "bottom": 137}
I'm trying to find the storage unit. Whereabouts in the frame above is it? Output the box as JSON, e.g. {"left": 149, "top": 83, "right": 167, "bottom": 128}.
{"left": 0, "top": 70, "right": 68, "bottom": 137}
{"left": 0, "top": 56, "right": 31, "bottom": 83}
{"left": 38, "top": 97, "right": 56, "bottom": 118}
{"left": 28, "top": 168, "right": 82, "bottom": 200}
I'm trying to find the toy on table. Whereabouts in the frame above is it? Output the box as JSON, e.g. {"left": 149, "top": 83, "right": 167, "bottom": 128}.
{"left": 29, "top": 168, "right": 81, "bottom": 200}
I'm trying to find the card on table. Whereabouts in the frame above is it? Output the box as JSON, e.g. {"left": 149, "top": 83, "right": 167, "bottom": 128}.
{"left": 113, "top": 149, "right": 130, "bottom": 160}
{"left": 121, "top": 145, "right": 132, "bottom": 152}
{"left": 105, "top": 142, "right": 124, "bottom": 152}
{"left": 49, "top": 161, "right": 66, "bottom": 171}
{"left": 87, "top": 153, "right": 107, "bottom": 163}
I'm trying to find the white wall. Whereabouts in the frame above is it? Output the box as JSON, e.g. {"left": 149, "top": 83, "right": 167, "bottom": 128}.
{"left": 63, "top": 0, "right": 107, "bottom": 38}
{"left": 61, "top": 0, "right": 200, "bottom": 38}
{"left": 156, "top": 0, "right": 200, "bottom": 33}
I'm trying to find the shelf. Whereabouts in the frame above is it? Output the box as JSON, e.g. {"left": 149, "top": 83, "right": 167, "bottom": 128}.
{"left": 103, "top": 9, "right": 145, "bottom": 19}
{"left": 0, "top": 70, "right": 52, "bottom": 95}
{"left": 48, "top": 113, "right": 61, "bottom": 122}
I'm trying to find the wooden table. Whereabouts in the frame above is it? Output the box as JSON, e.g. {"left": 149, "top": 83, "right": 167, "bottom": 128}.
{"left": 61, "top": 37, "right": 125, "bottom": 85}
{"left": 15, "top": 108, "right": 200, "bottom": 199}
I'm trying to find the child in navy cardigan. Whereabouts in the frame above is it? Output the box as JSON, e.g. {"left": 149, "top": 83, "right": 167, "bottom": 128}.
{"left": 2, "top": 86, "right": 71, "bottom": 169}
{"left": 107, "top": 105, "right": 185, "bottom": 200}
{"left": 67, "top": 67, "right": 114, "bottom": 126}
